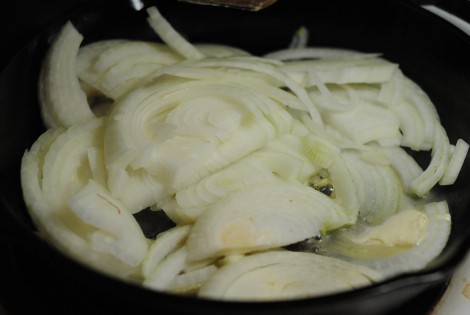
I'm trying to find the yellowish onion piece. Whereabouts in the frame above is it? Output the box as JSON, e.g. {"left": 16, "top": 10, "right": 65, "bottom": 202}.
{"left": 39, "top": 21, "right": 95, "bottom": 128}
{"left": 330, "top": 201, "right": 451, "bottom": 278}
{"left": 186, "top": 182, "right": 353, "bottom": 261}
{"left": 198, "top": 250, "right": 383, "bottom": 301}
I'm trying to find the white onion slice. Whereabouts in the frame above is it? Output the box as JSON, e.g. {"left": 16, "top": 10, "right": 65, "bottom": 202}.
{"left": 39, "top": 21, "right": 95, "bottom": 128}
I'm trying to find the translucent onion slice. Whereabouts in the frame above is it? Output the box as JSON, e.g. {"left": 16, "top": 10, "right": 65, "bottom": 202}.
{"left": 41, "top": 117, "right": 106, "bottom": 211}
{"left": 77, "top": 39, "right": 129, "bottom": 93}
{"left": 264, "top": 47, "right": 381, "bottom": 61}
{"left": 39, "top": 21, "right": 95, "bottom": 128}
{"left": 288, "top": 26, "right": 309, "bottom": 49}
{"left": 411, "top": 125, "right": 451, "bottom": 197}
{"left": 168, "top": 264, "right": 218, "bottom": 293}
{"left": 21, "top": 128, "right": 136, "bottom": 277}
{"left": 142, "top": 225, "right": 191, "bottom": 277}
{"left": 387, "top": 100, "right": 426, "bottom": 150}
{"left": 381, "top": 146, "right": 423, "bottom": 193}
{"left": 439, "top": 139, "right": 469, "bottom": 185}
{"left": 144, "top": 246, "right": 188, "bottom": 290}
{"left": 343, "top": 151, "right": 401, "bottom": 225}
{"left": 198, "top": 250, "right": 382, "bottom": 301}
{"left": 106, "top": 166, "right": 165, "bottom": 214}
{"left": 302, "top": 133, "right": 341, "bottom": 168}
{"left": 68, "top": 179, "right": 149, "bottom": 267}
{"left": 146, "top": 6, "right": 205, "bottom": 60}
{"left": 195, "top": 44, "right": 250, "bottom": 58}
{"left": 170, "top": 152, "right": 279, "bottom": 223}
{"left": 190, "top": 57, "right": 323, "bottom": 126}
{"left": 328, "top": 156, "right": 360, "bottom": 220}
{"left": 322, "top": 102, "right": 400, "bottom": 145}
{"left": 186, "top": 182, "right": 352, "bottom": 261}
{"left": 280, "top": 58, "right": 397, "bottom": 86}
{"left": 94, "top": 42, "right": 181, "bottom": 98}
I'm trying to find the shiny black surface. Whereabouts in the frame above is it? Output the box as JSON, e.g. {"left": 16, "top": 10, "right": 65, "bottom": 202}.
{"left": 1, "top": 0, "right": 470, "bottom": 314}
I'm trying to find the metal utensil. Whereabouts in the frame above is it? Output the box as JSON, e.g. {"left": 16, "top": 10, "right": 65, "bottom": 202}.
{"left": 177, "top": 0, "right": 278, "bottom": 11}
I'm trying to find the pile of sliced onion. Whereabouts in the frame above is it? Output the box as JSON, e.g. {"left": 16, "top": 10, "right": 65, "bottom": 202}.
{"left": 21, "top": 5, "right": 468, "bottom": 301}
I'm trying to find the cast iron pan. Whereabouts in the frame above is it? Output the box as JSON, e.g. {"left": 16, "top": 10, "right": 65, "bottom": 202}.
{"left": 1, "top": 0, "right": 470, "bottom": 314}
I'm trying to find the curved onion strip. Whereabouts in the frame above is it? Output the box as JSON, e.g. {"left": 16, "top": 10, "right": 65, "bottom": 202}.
{"left": 146, "top": 6, "right": 204, "bottom": 60}
{"left": 168, "top": 264, "right": 218, "bottom": 293}
{"left": 404, "top": 79, "right": 440, "bottom": 149}
{"left": 322, "top": 102, "right": 400, "bottom": 145}
{"left": 281, "top": 58, "right": 397, "bottom": 86}
{"left": 343, "top": 152, "right": 400, "bottom": 225}
{"left": 41, "top": 118, "right": 106, "bottom": 210}
{"left": 288, "top": 26, "right": 309, "bottom": 49}
{"left": 440, "top": 139, "right": 469, "bottom": 185}
{"left": 21, "top": 128, "right": 135, "bottom": 277}
{"left": 411, "top": 124, "right": 451, "bottom": 197}
{"left": 381, "top": 147, "right": 423, "bottom": 193}
{"left": 106, "top": 166, "right": 165, "bottom": 214}
{"left": 195, "top": 44, "right": 250, "bottom": 58}
{"left": 199, "top": 251, "right": 382, "bottom": 301}
{"left": 69, "top": 179, "right": 149, "bottom": 267}
{"left": 142, "top": 225, "right": 190, "bottom": 277}
{"left": 264, "top": 47, "right": 381, "bottom": 61}
{"left": 77, "top": 39, "right": 129, "bottom": 90}
{"left": 388, "top": 101, "right": 426, "bottom": 150}
{"left": 186, "top": 182, "right": 352, "bottom": 261}
{"left": 144, "top": 246, "right": 188, "bottom": 290}
{"left": 190, "top": 57, "right": 323, "bottom": 126}
{"left": 327, "top": 156, "right": 360, "bottom": 221}
{"left": 175, "top": 152, "right": 277, "bottom": 208}
{"left": 105, "top": 79, "right": 268, "bottom": 168}
{"left": 39, "top": 21, "right": 95, "bottom": 128}
{"left": 334, "top": 201, "right": 451, "bottom": 278}
{"left": 154, "top": 66, "right": 307, "bottom": 112}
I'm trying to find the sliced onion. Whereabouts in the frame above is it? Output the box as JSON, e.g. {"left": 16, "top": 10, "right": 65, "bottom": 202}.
{"left": 199, "top": 250, "right": 382, "bottom": 301}
{"left": 39, "top": 21, "right": 95, "bottom": 128}
{"left": 146, "top": 6, "right": 204, "bottom": 60}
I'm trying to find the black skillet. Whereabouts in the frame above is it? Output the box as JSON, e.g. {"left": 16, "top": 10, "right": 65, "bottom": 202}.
{"left": 1, "top": 0, "right": 470, "bottom": 314}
